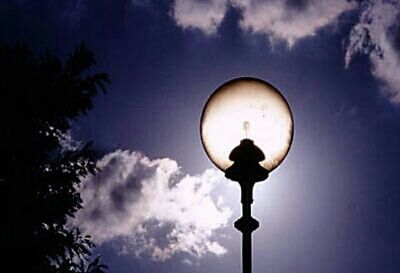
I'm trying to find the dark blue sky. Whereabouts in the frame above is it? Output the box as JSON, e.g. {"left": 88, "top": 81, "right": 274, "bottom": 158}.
{"left": 2, "top": 0, "right": 400, "bottom": 273}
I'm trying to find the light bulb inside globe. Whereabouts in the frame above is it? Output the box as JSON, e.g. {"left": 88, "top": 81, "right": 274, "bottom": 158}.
{"left": 200, "top": 77, "right": 294, "bottom": 172}
{"left": 243, "top": 121, "right": 250, "bottom": 139}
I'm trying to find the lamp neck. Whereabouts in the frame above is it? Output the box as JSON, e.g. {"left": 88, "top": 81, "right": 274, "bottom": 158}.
{"left": 240, "top": 180, "right": 255, "bottom": 205}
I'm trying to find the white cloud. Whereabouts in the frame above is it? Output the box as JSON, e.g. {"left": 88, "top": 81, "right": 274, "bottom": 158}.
{"left": 71, "top": 150, "right": 232, "bottom": 261}
{"left": 171, "top": 0, "right": 356, "bottom": 46}
{"left": 172, "top": 0, "right": 229, "bottom": 34}
{"left": 345, "top": 0, "right": 400, "bottom": 104}
{"left": 232, "top": 0, "right": 356, "bottom": 47}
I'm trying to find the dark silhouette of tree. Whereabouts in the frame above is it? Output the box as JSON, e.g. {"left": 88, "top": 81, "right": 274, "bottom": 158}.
{"left": 0, "top": 41, "right": 109, "bottom": 272}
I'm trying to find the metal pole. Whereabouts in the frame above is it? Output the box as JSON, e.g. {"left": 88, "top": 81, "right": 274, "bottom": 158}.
{"left": 242, "top": 203, "right": 252, "bottom": 273}
{"left": 234, "top": 182, "right": 259, "bottom": 273}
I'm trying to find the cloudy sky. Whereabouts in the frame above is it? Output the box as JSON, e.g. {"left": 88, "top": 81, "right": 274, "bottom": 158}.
{"left": 2, "top": 0, "right": 400, "bottom": 272}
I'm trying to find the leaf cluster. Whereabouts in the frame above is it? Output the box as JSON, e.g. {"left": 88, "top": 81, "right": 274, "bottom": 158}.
{"left": 0, "top": 42, "right": 109, "bottom": 273}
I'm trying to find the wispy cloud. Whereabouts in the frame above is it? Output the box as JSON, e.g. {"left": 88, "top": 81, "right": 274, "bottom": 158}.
{"left": 171, "top": 0, "right": 356, "bottom": 46}
{"left": 71, "top": 150, "right": 231, "bottom": 261}
{"left": 172, "top": 0, "right": 229, "bottom": 35}
{"left": 345, "top": 0, "right": 400, "bottom": 104}
{"left": 232, "top": 0, "right": 356, "bottom": 47}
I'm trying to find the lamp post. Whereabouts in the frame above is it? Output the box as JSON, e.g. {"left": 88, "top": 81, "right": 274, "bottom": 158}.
{"left": 200, "top": 77, "right": 294, "bottom": 273}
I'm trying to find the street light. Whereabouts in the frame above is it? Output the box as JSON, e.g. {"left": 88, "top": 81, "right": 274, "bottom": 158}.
{"left": 200, "top": 77, "right": 294, "bottom": 273}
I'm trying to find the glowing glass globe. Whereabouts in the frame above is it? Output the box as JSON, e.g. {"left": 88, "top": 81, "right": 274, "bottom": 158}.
{"left": 200, "top": 77, "right": 294, "bottom": 172}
